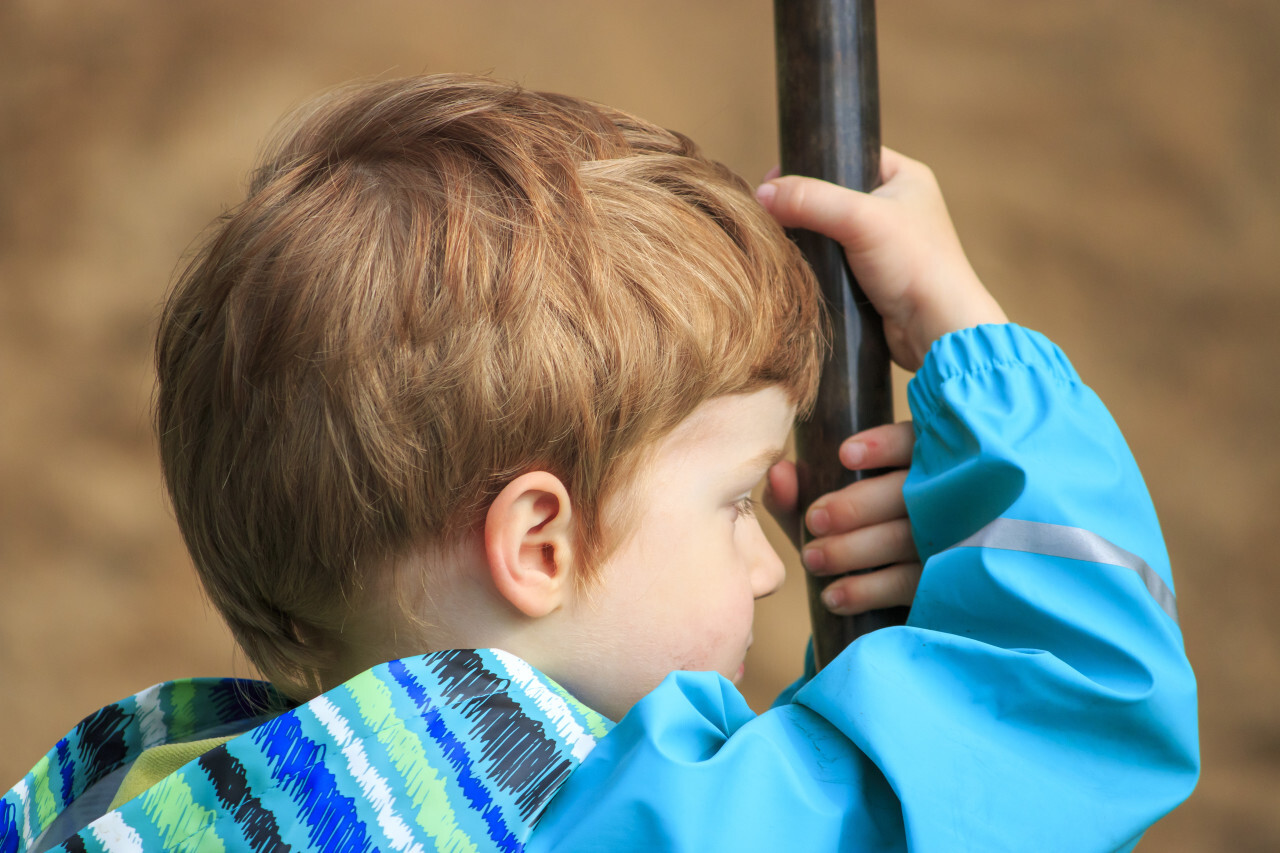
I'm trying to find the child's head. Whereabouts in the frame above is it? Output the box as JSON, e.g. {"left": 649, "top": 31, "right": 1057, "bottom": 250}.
{"left": 155, "top": 74, "right": 824, "bottom": 708}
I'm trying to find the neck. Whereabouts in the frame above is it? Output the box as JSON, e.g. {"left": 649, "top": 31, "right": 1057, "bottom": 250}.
{"left": 320, "top": 535, "right": 551, "bottom": 691}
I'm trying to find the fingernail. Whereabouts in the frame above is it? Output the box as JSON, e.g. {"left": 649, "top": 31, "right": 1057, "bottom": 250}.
{"left": 755, "top": 182, "right": 777, "bottom": 205}
{"left": 802, "top": 547, "right": 825, "bottom": 572}
{"left": 807, "top": 507, "right": 830, "bottom": 536}
{"left": 840, "top": 441, "right": 866, "bottom": 468}
{"left": 821, "top": 586, "right": 845, "bottom": 611}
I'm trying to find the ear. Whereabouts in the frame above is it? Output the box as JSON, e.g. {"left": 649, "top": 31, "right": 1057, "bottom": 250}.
{"left": 484, "top": 471, "right": 577, "bottom": 618}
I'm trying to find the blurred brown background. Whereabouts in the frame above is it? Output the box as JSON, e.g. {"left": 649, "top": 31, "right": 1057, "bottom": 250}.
{"left": 2, "top": 1, "right": 1276, "bottom": 848}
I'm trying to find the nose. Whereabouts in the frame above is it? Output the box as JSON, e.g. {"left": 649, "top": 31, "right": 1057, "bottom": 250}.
{"left": 749, "top": 521, "right": 786, "bottom": 599}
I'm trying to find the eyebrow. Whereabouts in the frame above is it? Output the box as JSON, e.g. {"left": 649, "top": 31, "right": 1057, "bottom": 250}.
{"left": 742, "top": 446, "right": 787, "bottom": 476}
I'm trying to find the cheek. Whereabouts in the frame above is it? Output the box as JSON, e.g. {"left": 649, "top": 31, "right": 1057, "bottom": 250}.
{"left": 688, "top": 576, "right": 757, "bottom": 666}
{"left": 623, "top": 513, "right": 758, "bottom": 673}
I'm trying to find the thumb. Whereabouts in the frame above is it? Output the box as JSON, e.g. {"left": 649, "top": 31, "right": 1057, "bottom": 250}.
{"left": 755, "top": 175, "right": 883, "bottom": 252}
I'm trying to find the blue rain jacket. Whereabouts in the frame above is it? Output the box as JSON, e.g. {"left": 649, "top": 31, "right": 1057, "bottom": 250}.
{"left": 530, "top": 324, "right": 1198, "bottom": 851}
{"left": 3, "top": 325, "right": 1197, "bottom": 852}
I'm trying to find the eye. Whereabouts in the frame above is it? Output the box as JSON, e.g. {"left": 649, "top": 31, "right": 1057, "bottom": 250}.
{"left": 733, "top": 496, "right": 758, "bottom": 520}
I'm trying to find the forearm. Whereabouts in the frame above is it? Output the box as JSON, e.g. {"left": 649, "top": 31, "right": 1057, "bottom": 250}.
{"left": 796, "top": 323, "right": 1198, "bottom": 850}
{"left": 905, "top": 324, "right": 1184, "bottom": 677}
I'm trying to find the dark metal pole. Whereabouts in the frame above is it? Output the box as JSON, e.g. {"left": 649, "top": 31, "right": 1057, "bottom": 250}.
{"left": 774, "top": 0, "right": 908, "bottom": 670}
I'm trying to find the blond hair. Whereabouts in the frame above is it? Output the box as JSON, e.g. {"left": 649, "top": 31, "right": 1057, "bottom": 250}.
{"left": 156, "top": 74, "right": 824, "bottom": 693}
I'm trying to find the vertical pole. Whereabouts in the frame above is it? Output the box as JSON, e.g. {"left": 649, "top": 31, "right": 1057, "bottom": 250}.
{"left": 774, "top": 0, "right": 907, "bottom": 669}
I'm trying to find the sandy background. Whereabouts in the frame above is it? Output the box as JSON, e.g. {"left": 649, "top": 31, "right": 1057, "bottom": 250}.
{"left": 2, "top": 1, "right": 1277, "bottom": 847}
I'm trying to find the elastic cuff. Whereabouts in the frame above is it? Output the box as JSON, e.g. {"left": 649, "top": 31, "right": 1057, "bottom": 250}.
{"left": 907, "top": 324, "right": 1080, "bottom": 422}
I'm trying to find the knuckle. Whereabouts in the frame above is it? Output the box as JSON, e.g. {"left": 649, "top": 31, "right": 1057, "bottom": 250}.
{"left": 909, "top": 159, "right": 937, "bottom": 183}
{"left": 785, "top": 179, "right": 808, "bottom": 216}
{"left": 819, "top": 535, "right": 854, "bottom": 572}
{"left": 889, "top": 563, "right": 923, "bottom": 606}
{"left": 831, "top": 496, "right": 866, "bottom": 531}
{"left": 838, "top": 578, "right": 870, "bottom": 612}
{"left": 891, "top": 421, "right": 917, "bottom": 454}
{"left": 892, "top": 520, "right": 918, "bottom": 557}
{"left": 886, "top": 568, "right": 914, "bottom": 605}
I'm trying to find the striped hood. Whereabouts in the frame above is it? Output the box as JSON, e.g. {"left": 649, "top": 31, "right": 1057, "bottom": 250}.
{"left": 3, "top": 649, "right": 612, "bottom": 852}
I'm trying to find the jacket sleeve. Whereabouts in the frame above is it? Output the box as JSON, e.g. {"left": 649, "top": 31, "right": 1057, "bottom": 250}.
{"left": 529, "top": 324, "right": 1199, "bottom": 853}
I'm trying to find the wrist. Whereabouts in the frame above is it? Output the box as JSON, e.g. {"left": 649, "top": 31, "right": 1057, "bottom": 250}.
{"left": 915, "top": 276, "right": 1008, "bottom": 362}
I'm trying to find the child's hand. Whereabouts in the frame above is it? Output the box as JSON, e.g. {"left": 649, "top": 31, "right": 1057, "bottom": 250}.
{"left": 756, "top": 148, "right": 1007, "bottom": 371}
{"left": 764, "top": 422, "right": 920, "bottom": 615}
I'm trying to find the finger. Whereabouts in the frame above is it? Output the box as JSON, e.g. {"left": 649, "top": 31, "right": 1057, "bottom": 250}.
{"left": 818, "top": 562, "right": 922, "bottom": 615}
{"left": 874, "top": 147, "right": 930, "bottom": 191}
{"left": 801, "top": 518, "right": 917, "bottom": 576}
{"left": 764, "top": 460, "right": 798, "bottom": 516}
{"left": 754, "top": 175, "right": 882, "bottom": 251}
{"left": 839, "top": 421, "right": 915, "bottom": 471}
{"left": 764, "top": 460, "right": 801, "bottom": 550}
{"left": 761, "top": 164, "right": 781, "bottom": 183}
{"left": 806, "top": 469, "right": 908, "bottom": 537}
{"left": 877, "top": 146, "right": 910, "bottom": 184}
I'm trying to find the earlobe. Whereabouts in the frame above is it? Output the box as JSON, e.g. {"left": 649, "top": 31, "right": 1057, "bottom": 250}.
{"left": 484, "top": 472, "right": 576, "bottom": 618}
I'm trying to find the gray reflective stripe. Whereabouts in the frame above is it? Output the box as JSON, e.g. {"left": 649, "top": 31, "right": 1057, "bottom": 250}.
{"left": 952, "top": 518, "right": 1178, "bottom": 623}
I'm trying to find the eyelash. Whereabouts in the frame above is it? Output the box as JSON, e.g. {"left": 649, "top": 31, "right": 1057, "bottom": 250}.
{"left": 733, "top": 496, "right": 758, "bottom": 520}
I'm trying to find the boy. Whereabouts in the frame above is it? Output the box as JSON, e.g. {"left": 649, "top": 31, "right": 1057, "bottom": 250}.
{"left": 3, "top": 74, "right": 1196, "bottom": 851}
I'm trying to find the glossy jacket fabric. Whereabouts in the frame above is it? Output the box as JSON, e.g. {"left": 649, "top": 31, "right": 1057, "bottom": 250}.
{"left": 529, "top": 325, "right": 1198, "bottom": 851}
{"left": 3, "top": 325, "right": 1198, "bottom": 852}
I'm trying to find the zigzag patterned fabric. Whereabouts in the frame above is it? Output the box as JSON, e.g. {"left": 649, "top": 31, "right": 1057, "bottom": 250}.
{"left": 2, "top": 649, "right": 612, "bottom": 852}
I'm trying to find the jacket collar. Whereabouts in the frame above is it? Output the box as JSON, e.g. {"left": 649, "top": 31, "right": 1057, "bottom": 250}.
{"left": 4, "top": 649, "right": 611, "bottom": 852}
